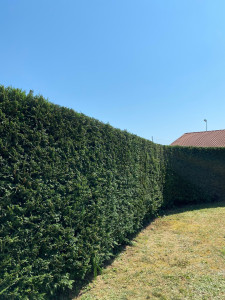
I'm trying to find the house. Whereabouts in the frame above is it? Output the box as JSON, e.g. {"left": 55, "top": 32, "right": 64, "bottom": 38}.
{"left": 171, "top": 129, "right": 225, "bottom": 147}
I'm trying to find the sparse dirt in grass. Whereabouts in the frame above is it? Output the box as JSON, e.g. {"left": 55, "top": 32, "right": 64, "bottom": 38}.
{"left": 74, "top": 202, "right": 225, "bottom": 300}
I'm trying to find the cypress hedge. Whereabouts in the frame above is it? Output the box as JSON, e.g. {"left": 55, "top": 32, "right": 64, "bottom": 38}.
{"left": 0, "top": 86, "right": 224, "bottom": 299}
{"left": 164, "top": 146, "right": 225, "bottom": 207}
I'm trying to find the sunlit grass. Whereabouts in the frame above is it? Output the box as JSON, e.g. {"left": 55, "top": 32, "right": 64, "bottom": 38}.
{"left": 74, "top": 202, "right": 225, "bottom": 300}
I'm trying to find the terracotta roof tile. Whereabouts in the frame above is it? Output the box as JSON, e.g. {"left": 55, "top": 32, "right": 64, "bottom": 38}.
{"left": 171, "top": 130, "right": 225, "bottom": 147}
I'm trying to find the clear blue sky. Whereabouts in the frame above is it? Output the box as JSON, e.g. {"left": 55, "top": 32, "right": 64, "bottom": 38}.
{"left": 1, "top": 0, "right": 225, "bottom": 144}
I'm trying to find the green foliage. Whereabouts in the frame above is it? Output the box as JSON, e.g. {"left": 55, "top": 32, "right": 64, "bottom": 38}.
{"left": 0, "top": 86, "right": 165, "bottom": 298}
{"left": 1, "top": 85, "right": 225, "bottom": 298}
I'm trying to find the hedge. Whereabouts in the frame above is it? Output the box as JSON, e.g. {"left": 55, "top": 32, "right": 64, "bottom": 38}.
{"left": 0, "top": 86, "right": 224, "bottom": 299}
{"left": 164, "top": 146, "right": 225, "bottom": 206}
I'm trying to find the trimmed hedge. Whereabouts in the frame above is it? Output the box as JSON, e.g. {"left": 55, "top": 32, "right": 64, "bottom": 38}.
{"left": 164, "top": 146, "right": 225, "bottom": 206}
{"left": 0, "top": 86, "right": 225, "bottom": 299}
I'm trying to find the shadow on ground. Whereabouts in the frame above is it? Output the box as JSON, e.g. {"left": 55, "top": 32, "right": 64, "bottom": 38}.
{"left": 58, "top": 200, "right": 225, "bottom": 300}
{"left": 161, "top": 199, "right": 225, "bottom": 217}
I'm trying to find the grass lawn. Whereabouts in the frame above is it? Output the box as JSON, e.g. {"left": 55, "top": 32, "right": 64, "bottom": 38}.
{"left": 73, "top": 202, "right": 225, "bottom": 300}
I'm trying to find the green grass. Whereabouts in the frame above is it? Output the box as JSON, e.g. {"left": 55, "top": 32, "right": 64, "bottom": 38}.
{"left": 73, "top": 202, "right": 225, "bottom": 300}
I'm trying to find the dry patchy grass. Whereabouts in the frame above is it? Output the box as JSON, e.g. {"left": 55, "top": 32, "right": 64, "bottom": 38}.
{"left": 74, "top": 202, "right": 225, "bottom": 300}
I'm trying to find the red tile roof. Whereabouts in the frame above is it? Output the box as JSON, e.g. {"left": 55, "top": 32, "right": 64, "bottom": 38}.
{"left": 171, "top": 130, "right": 225, "bottom": 147}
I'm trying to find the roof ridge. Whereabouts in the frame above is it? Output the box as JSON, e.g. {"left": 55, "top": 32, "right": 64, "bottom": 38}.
{"left": 184, "top": 129, "right": 225, "bottom": 134}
